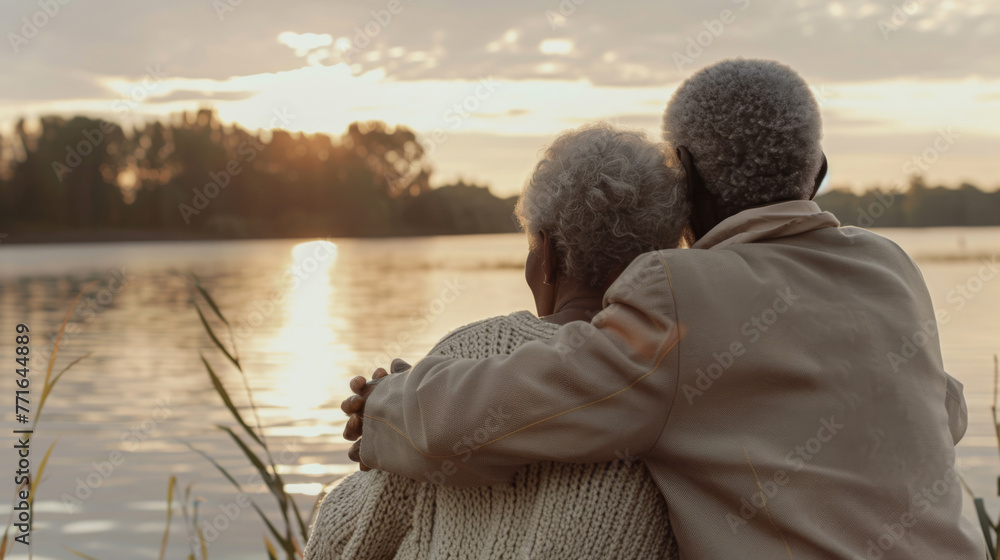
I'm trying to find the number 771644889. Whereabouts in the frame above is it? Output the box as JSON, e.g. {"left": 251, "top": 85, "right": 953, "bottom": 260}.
{"left": 15, "top": 323, "right": 29, "bottom": 424}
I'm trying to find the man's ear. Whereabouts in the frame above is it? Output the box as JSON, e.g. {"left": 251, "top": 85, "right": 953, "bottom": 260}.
{"left": 676, "top": 145, "right": 699, "bottom": 203}
{"left": 677, "top": 145, "right": 727, "bottom": 241}
{"left": 810, "top": 152, "right": 828, "bottom": 200}
{"left": 538, "top": 230, "right": 557, "bottom": 285}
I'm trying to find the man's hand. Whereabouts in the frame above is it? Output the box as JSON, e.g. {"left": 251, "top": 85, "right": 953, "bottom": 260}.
{"left": 342, "top": 359, "right": 411, "bottom": 470}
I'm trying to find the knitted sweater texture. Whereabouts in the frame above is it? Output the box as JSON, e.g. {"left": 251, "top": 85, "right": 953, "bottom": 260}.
{"left": 305, "top": 311, "right": 678, "bottom": 560}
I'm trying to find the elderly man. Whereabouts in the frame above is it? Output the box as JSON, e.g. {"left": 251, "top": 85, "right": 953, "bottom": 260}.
{"left": 342, "top": 59, "right": 984, "bottom": 558}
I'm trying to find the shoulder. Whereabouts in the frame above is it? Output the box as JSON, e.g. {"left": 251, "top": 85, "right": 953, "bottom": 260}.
{"left": 660, "top": 226, "right": 918, "bottom": 273}
{"left": 606, "top": 250, "right": 677, "bottom": 308}
{"left": 754, "top": 225, "right": 925, "bottom": 280}
{"left": 429, "top": 311, "right": 559, "bottom": 359}
{"left": 827, "top": 226, "right": 916, "bottom": 260}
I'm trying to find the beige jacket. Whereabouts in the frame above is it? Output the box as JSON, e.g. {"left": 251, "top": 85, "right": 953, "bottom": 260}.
{"left": 361, "top": 200, "right": 985, "bottom": 559}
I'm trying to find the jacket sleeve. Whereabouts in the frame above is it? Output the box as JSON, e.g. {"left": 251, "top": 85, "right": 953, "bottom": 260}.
{"left": 944, "top": 372, "right": 968, "bottom": 445}
{"left": 359, "top": 252, "right": 682, "bottom": 486}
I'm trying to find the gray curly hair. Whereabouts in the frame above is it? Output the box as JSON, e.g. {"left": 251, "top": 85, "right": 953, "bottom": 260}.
{"left": 515, "top": 122, "right": 689, "bottom": 289}
{"left": 662, "top": 58, "right": 823, "bottom": 211}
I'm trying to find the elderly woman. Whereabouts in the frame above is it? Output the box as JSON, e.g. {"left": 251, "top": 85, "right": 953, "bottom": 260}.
{"left": 305, "top": 122, "right": 690, "bottom": 560}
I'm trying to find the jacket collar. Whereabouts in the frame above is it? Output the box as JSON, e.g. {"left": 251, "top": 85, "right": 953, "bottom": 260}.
{"left": 692, "top": 200, "right": 841, "bottom": 250}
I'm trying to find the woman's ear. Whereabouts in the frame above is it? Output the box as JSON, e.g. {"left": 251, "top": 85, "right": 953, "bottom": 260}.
{"left": 525, "top": 230, "right": 557, "bottom": 317}
{"left": 538, "top": 230, "right": 557, "bottom": 286}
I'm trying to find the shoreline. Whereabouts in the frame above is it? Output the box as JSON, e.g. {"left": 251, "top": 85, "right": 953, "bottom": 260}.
{"left": 3, "top": 226, "right": 1000, "bottom": 246}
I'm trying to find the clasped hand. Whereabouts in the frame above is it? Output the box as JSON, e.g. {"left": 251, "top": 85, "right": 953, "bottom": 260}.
{"left": 341, "top": 359, "right": 410, "bottom": 470}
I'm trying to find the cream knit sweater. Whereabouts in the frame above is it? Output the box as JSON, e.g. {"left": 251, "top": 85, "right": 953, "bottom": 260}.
{"left": 305, "top": 311, "right": 678, "bottom": 560}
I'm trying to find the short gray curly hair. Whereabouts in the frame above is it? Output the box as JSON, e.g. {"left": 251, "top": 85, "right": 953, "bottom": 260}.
{"left": 515, "top": 122, "right": 689, "bottom": 289}
{"left": 663, "top": 58, "right": 823, "bottom": 211}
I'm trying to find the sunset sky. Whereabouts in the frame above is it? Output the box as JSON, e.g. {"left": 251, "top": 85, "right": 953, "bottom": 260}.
{"left": 2, "top": 0, "right": 998, "bottom": 197}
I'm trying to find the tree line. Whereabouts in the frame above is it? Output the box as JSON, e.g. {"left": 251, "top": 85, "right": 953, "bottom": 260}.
{"left": 815, "top": 178, "right": 1000, "bottom": 228}
{"left": 0, "top": 109, "right": 518, "bottom": 241}
{"left": 0, "top": 110, "right": 996, "bottom": 242}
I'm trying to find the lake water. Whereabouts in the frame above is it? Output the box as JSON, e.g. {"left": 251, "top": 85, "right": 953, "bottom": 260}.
{"left": 0, "top": 229, "right": 998, "bottom": 559}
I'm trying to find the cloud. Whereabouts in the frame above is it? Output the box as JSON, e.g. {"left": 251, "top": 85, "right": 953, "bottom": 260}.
{"left": 539, "top": 38, "right": 573, "bottom": 55}
{"left": 278, "top": 31, "right": 334, "bottom": 57}
{"left": 312, "top": 0, "right": 1000, "bottom": 85}
{"left": 2, "top": 0, "right": 999, "bottom": 93}
{"left": 477, "top": 108, "right": 532, "bottom": 119}
{"left": 145, "top": 90, "right": 260, "bottom": 104}
{"left": 821, "top": 109, "right": 896, "bottom": 132}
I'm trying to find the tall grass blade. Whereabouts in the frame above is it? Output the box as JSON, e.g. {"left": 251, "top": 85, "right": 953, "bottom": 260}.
{"left": 193, "top": 496, "right": 208, "bottom": 560}
{"left": 192, "top": 274, "right": 243, "bottom": 380}
{"left": 180, "top": 482, "right": 195, "bottom": 559}
{"left": 192, "top": 282, "right": 269, "bottom": 455}
{"left": 251, "top": 502, "right": 294, "bottom": 559}
{"left": 159, "top": 476, "right": 176, "bottom": 560}
{"left": 195, "top": 304, "right": 239, "bottom": 371}
{"left": 288, "top": 494, "right": 310, "bottom": 545}
{"left": 993, "top": 355, "right": 1000, "bottom": 467}
{"left": 189, "top": 280, "right": 307, "bottom": 558}
{"left": 265, "top": 537, "right": 279, "bottom": 560}
{"left": 28, "top": 438, "right": 58, "bottom": 508}
{"left": 183, "top": 444, "right": 293, "bottom": 554}
{"left": 63, "top": 547, "right": 102, "bottom": 560}
{"left": 32, "top": 290, "right": 85, "bottom": 435}
{"left": 216, "top": 423, "right": 295, "bottom": 551}
{"left": 197, "top": 524, "right": 208, "bottom": 560}
{"left": 191, "top": 273, "right": 230, "bottom": 327}
{"left": 200, "top": 355, "right": 264, "bottom": 448}
{"left": 216, "top": 426, "right": 285, "bottom": 509}
{"left": 232, "top": 359, "right": 268, "bottom": 454}
{"left": 46, "top": 353, "right": 92, "bottom": 403}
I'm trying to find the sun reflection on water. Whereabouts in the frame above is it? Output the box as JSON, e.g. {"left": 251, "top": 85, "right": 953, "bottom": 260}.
{"left": 263, "top": 240, "right": 356, "bottom": 415}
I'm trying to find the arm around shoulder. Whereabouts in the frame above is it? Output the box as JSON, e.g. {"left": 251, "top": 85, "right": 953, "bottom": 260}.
{"left": 360, "top": 251, "right": 682, "bottom": 486}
